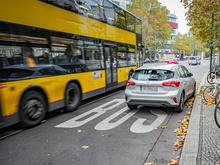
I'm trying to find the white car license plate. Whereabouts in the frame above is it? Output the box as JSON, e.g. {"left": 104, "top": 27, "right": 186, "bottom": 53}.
{"left": 142, "top": 86, "right": 158, "bottom": 92}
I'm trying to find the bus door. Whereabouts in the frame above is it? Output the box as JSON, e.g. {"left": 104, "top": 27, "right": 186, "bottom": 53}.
{"left": 104, "top": 46, "right": 117, "bottom": 88}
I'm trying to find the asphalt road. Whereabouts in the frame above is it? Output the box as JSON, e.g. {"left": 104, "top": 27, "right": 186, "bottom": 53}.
{"left": 0, "top": 60, "right": 209, "bottom": 165}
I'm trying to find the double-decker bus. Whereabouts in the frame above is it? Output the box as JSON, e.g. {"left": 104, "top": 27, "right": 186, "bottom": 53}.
{"left": 0, "top": 0, "right": 142, "bottom": 128}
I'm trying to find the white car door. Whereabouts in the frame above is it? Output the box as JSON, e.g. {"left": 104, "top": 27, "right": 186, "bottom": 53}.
{"left": 181, "top": 66, "right": 195, "bottom": 97}
{"left": 177, "top": 66, "right": 191, "bottom": 98}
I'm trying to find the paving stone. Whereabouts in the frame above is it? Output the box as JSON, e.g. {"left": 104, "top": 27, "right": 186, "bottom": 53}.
{"left": 198, "top": 105, "right": 220, "bottom": 165}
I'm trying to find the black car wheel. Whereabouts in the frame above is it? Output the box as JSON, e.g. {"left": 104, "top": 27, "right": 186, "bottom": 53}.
{"left": 175, "top": 93, "right": 185, "bottom": 113}
{"left": 19, "top": 91, "right": 47, "bottom": 128}
{"left": 127, "top": 104, "right": 137, "bottom": 110}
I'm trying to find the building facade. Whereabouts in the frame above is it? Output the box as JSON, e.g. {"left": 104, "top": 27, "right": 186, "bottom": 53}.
{"left": 158, "top": 13, "right": 178, "bottom": 60}
{"left": 167, "top": 13, "right": 178, "bottom": 47}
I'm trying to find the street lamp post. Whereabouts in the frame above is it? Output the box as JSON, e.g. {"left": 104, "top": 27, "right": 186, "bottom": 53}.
{"left": 210, "top": 42, "right": 214, "bottom": 72}
{"left": 210, "top": 13, "right": 215, "bottom": 72}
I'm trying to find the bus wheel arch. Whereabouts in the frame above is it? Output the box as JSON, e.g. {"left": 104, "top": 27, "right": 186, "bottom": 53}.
{"left": 64, "top": 80, "right": 82, "bottom": 112}
{"left": 18, "top": 87, "right": 48, "bottom": 128}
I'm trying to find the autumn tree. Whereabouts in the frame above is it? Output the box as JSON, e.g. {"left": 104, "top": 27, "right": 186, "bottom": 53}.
{"left": 181, "top": 0, "right": 220, "bottom": 46}
{"left": 172, "top": 33, "right": 190, "bottom": 55}
{"left": 172, "top": 33, "right": 207, "bottom": 56}
{"left": 128, "top": 0, "right": 172, "bottom": 51}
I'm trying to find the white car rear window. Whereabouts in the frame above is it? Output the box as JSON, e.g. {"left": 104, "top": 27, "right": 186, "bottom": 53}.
{"left": 133, "top": 69, "right": 174, "bottom": 81}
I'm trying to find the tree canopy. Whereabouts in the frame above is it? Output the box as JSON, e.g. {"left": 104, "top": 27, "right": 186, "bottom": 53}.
{"left": 181, "top": 0, "right": 220, "bottom": 47}
{"left": 128, "top": 0, "right": 172, "bottom": 51}
{"left": 172, "top": 33, "right": 207, "bottom": 55}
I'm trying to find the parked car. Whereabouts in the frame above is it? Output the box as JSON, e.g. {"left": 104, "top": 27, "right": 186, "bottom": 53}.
{"left": 188, "top": 56, "right": 201, "bottom": 65}
{"left": 166, "top": 58, "right": 179, "bottom": 64}
{"left": 125, "top": 64, "right": 196, "bottom": 112}
{"left": 144, "top": 58, "right": 151, "bottom": 63}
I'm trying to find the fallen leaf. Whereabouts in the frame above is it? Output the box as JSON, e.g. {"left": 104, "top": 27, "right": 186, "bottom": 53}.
{"left": 144, "top": 162, "right": 154, "bottom": 165}
{"left": 81, "top": 145, "right": 89, "bottom": 149}
{"left": 167, "top": 159, "right": 178, "bottom": 165}
{"left": 186, "top": 111, "right": 191, "bottom": 116}
{"left": 161, "top": 124, "right": 168, "bottom": 129}
{"left": 173, "top": 139, "right": 184, "bottom": 150}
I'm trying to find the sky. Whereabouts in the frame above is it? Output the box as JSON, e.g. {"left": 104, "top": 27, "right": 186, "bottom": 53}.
{"left": 157, "top": 0, "right": 190, "bottom": 34}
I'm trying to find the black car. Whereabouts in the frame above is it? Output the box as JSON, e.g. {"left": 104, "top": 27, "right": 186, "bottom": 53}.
{"left": 0, "top": 64, "right": 70, "bottom": 81}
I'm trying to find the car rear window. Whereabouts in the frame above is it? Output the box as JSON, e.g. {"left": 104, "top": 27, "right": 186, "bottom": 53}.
{"left": 132, "top": 69, "right": 174, "bottom": 81}
{"left": 0, "top": 69, "right": 34, "bottom": 79}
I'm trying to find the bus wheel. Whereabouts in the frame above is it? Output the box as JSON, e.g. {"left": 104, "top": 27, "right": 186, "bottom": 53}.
{"left": 64, "top": 83, "right": 81, "bottom": 112}
{"left": 19, "top": 91, "right": 47, "bottom": 128}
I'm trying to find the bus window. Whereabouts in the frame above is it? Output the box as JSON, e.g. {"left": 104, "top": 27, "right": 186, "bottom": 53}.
{"left": 126, "top": 13, "right": 135, "bottom": 32}
{"left": 40, "top": 0, "right": 81, "bottom": 13}
{"left": 22, "top": 47, "right": 37, "bottom": 67}
{"left": 33, "top": 48, "right": 51, "bottom": 64}
{"left": 127, "top": 45, "right": 135, "bottom": 66}
{"left": 51, "top": 36, "right": 86, "bottom": 72}
{"left": 103, "top": 0, "right": 115, "bottom": 24}
{"left": 115, "top": 6, "right": 126, "bottom": 29}
{"left": 117, "top": 52, "right": 127, "bottom": 67}
{"left": 84, "top": 43, "right": 104, "bottom": 70}
{"left": 136, "top": 19, "right": 142, "bottom": 35}
{"left": 127, "top": 53, "right": 135, "bottom": 66}
{"left": 77, "top": 0, "right": 103, "bottom": 20}
{"left": 0, "top": 45, "right": 23, "bottom": 67}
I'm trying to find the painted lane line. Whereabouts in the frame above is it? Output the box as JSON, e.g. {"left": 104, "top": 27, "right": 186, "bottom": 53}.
{"left": 55, "top": 99, "right": 124, "bottom": 128}
{"left": 130, "top": 110, "right": 167, "bottom": 133}
{"left": 94, "top": 107, "right": 139, "bottom": 130}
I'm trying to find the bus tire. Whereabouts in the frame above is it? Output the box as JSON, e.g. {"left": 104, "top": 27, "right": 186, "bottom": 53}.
{"left": 19, "top": 91, "right": 47, "bottom": 128}
{"left": 64, "top": 83, "right": 81, "bottom": 112}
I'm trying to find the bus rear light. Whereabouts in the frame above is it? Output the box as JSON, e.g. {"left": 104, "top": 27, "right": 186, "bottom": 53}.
{"left": 162, "top": 81, "right": 180, "bottom": 87}
{"left": 126, "top": 80, "right": 136, "bottom": 86}
{"left": 0, "top": 84, "right": 6, "bottom": 89}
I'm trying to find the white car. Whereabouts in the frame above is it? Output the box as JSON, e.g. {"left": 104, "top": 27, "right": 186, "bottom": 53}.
{"left": 188, "top": 56, "right": 201, "bottom": 65}
{"left": 125, "top": 64, "right": 196, "bottom": 112}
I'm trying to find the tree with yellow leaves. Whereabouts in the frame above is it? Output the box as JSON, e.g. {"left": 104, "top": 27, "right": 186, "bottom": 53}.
{"left": 128, "top": 0, "right": 172, "bottom": 51}
{"left": 181, "top": 0, "right": 220, "bottom": 46}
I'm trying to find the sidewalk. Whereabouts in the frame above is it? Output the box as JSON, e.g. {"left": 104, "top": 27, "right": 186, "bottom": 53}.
{"left": 180, "top": 76, "right": 220, "bottom": 165}
{"left": 198, "top": 104, "right": 220, "bottom": 164}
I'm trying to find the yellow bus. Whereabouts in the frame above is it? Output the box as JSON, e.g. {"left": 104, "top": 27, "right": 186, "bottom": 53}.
{"left": 0, "top": 0, "right": 142, "bottom": 128}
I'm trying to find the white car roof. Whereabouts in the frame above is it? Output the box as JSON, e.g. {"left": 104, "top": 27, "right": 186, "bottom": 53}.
{"left": 137, "top": 63, "right": 178, "bottom": 71}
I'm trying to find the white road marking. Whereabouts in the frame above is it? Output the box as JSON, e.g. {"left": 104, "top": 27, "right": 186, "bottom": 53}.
{"left": 56, "top": 99, "right": 168, "bottom": 134}
{"left": 130, "top": 110, "right": 167, "bottom": 133}
{"left": 55, "top": 99, "right": 124, "bottom": 128}
{"left": 94, "top": 107, "right": 139, "bottom": 130}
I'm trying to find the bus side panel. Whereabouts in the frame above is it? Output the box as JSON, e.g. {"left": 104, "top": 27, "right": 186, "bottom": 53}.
{"left": 1, "top": 70, "right": 106, "bottom": 117}
{"left": 55, "top": 70, "right": 106, "bottom": 101}
{"left": 0, "top": 0, "right": 136, "bottom": 45}
{"left": 117, "top": 66, "right": 137, "bottom": 83}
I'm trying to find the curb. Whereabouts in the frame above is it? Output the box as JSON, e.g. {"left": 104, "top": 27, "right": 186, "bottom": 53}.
{"left": 179, "top": 73, "right": 207, "bottom": 165}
